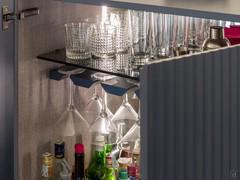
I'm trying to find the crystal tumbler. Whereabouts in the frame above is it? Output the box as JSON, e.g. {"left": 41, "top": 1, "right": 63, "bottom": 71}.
{"left": 65, "top": 22, "right": 91, "bottom": 60}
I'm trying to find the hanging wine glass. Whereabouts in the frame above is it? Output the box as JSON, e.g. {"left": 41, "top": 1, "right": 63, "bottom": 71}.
{"left": 112, "top": 92, "right": 138, "bottom": 142}
{"left": 54, "top": 67, "right": 89, "bottom": 137}
{"left": 83, "top": 81, "right": 113, "bottom": 125}
{"left": 89, "top": 84, "right": 117, "bottom": 144}
{"left": 118, "top": 97, "right": 141, "bottom": 149}
{"left": 53, "top": 66, "right": 90, "bottom": 168}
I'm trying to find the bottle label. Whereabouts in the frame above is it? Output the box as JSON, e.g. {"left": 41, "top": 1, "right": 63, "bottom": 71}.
{"left": 41, "top": 165, "right": 49, "bottom": 177}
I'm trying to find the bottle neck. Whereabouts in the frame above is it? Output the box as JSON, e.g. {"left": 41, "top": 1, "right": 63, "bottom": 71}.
{"left": 210, "top": 26, "right": 224, "bottom": 40}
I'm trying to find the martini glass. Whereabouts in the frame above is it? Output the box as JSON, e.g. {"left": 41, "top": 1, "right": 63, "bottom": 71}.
{"left": 83, "top": 81, "right": 114, "bottom": 125}
{"left": 54, "top": 67, "right": 89, "bottom": 137}
{"left": 112, "top": 91, "right": 138, "bottom": 142}
{"left": 54, "top": 66, "right": 90, "bottom": 167}
{"left": 118, "top": 99, "right": 141, "bottom": 149}
{"left": 89, "top": 84, "right": 117, "bottom": 144}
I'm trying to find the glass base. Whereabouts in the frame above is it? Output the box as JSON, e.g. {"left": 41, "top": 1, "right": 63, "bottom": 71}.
{"left": 66, "top": 49, "right": 91, "bottom": 60}
{"left": 91, "top": 72, "right": 117, "bottom": 83}
{"left": 58, "top": 66, "right": 86, "bottom": 75}
{"left": 131, "top": 54, "right": 150, "bottom": 70}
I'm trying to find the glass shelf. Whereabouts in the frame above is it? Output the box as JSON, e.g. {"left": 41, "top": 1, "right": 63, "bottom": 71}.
{"left": 38, "top": 49, "right": 140, "bottom": 81}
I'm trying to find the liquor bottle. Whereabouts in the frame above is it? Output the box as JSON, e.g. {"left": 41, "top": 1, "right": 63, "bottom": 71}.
{"left": 118, "top": 169, "right": 128, "bottom": 180}
{"left": 103, "top": 156, "right": 116, "bottom": 180}
{"left": 54, "top": 140, "right": 72, "bottom": 180}
{"left": 42, "top": 152, "right": 54, "bottom": 180}
{"left": 132, "top": 138, "right": 140, "bottom": 179}
{"left": 118, "top": 157, "right": 132, "bottom": 171}
{"left": 105, "top": 144, "right": 112, "bottom": 156}
{"left": 202, "top": 26, "right": 230, "bottom": 51}
{"left": 127, "top": 165, "right": 137, "bottom": 180}
{"left": 74, "top": 144, "right": 85, "bottom": 180}
{"left": 86, "top": 135, "right": 106, "bottom": 180}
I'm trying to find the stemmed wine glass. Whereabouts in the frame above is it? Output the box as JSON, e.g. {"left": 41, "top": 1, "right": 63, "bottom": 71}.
{"left": 111, "top": 89, "right": 138, "bottom": 142}
{"left": 89, "top": 82, "right": 117, "bottom": 144}
{"left": 54, "top": 67, "right": 89, "bottom": 137}
{"left": 118, "top": 97, "right": 141, "bottom": 149}
{"left": 82, "top": 81, "right": 113, "bottom": 125}
{"left": 53, "top": 66, "right": 90, "bottom": 167}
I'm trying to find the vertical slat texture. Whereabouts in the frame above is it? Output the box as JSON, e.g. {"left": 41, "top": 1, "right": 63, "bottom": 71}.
{"left": 141, "top": 45, "right": 240, "bottom": 180}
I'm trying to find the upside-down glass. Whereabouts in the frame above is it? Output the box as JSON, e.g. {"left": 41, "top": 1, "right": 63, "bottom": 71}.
{"left": 65, "top": 23, "right": 91, "bottom": 60}
{"left": 83, "top": 81, "right": 113, "bottom": 125}
{"left": 118, "top": 99, "right": 140, "bottom": 149}
{"left": 53, "top": 67, "right": 90, "bottom": 168}
{"left": 89, "top": 86, "right": 117, "bottom": 144}
{"left": 112, "top": 93, "right": 138, "bottom": 142}
{"left": 90, "top": 23, "right": 117, "bottom": 59}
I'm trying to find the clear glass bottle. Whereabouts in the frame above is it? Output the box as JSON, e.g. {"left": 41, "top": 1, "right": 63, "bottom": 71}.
{"left": 54, "top": 141, "right": 72, "bottom": 180}
{"left": 41, "top": 152, "right": 54, "bottom": 180}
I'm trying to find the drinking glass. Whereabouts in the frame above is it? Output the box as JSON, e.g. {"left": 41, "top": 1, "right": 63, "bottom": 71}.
{"left": 110, "top": 10, "right": 130, "bottom": 54}
{"left": 186, "top": 17, "right": 202, "bottom": 53}
{"left": 83, "top": 81, "right": 113, "bottom": 125}
{"left": 115, "top": 52, "right": 131, "bottom": 72}
{"left": 65, "top": 22, "right": 91, "bottom": 60}
{"left": 112, "top": 93, "right": 138, "bottom": 142}
{"left": 152, "top": 13, "right": 165, "bottom": 58}
{"left": 54, "top": 67, "right": 89, "bottom": 137}
{"left": 118, "top": 100, "right": 140, "bottom": 149}
{"left": 130, "top": 10, "right": 151, "bottom": 68}
{"left": 90, "top": 23, "right": 117, "bottom": 59}
{"left": 89, "top": 86, "right": 117, "bottom": 144}
{"left": 53, "top": 67, "right": 90, "bottom": 168}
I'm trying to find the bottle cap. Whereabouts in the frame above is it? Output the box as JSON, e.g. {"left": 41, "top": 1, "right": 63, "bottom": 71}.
{"left": 54, "top": 140, "right": 65, "bottom": 158}
{"left": 75, "top": 144, "right": 84, "bottom": 154}
{"left": 210, "top": 26, "right": 224, "bottom": 39}
{"left": 119, "top": 170, "right": 128, "bottom": 179}
{"left": 95, "top": 135, "right": 105, "bottom": 142}
{"left": 118, "top": 158, "right": 132, "bottom": 168}
{"left": 128, "top": 165, "right": 137, "bottom": 177}
{"left": 42, "top": 152, "right": 53, "bottom": 164}
{"left": 93, "top": 135, "right": 105, "bottom": 147}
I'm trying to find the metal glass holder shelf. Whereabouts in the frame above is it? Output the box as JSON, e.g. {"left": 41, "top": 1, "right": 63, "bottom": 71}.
{"left": 38, "top": 48, "right": 139, "bottom": 81}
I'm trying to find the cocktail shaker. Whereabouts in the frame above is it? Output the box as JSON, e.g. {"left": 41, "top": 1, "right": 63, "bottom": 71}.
{"left": 202, "top": 26, "right": 230, "bottom": 51}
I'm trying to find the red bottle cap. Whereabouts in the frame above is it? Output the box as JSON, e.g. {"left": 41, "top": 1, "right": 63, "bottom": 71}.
{"left": 128, "top": 165, "right": 137, "bottom": 177}
{"left": 75, "top": 144, "right": 84, "bottom": 154}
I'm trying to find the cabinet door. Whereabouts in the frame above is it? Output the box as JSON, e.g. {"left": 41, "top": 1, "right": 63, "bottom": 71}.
{"left": 140, "top": 46, "right": 240, "bottom": 180}
{"left": 0, "top": 0, "right": 16, "bottom": 179}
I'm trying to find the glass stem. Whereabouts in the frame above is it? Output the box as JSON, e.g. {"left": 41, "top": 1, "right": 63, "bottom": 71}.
{"left": 138, "top": 100, "right": 141, "bottom": 122}
{"left": 69, "top": 77, "right": 74, "bottom": 106}
{"left": 124, "top": 93, "right": 129, "bottom": 103}
{"left": 102, "top": 88, "right": 107, "bottom": 112}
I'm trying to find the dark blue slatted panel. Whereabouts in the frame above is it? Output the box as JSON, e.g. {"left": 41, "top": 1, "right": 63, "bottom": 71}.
{"left": 141, "top": 45, "right": 240, "bottom": 180}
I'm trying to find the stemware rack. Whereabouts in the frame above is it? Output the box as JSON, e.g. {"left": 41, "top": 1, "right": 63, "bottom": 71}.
{"left": 48, "top": 66, "right": 139, "bottom": 97}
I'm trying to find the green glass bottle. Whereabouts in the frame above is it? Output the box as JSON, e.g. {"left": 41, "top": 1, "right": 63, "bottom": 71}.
{"left": 103, "top": 156, "right": 116, "bottom": 180}
{"left": 104, "top": 144, "right": 112, "bottom": 156}
{"left": 86, "top": 135, "right": 106, "bottom": 180}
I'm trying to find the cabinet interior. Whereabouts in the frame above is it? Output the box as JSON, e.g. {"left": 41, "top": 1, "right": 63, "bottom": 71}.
{"left": 18, "top": 1, "right": 239, "bottom": 179}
